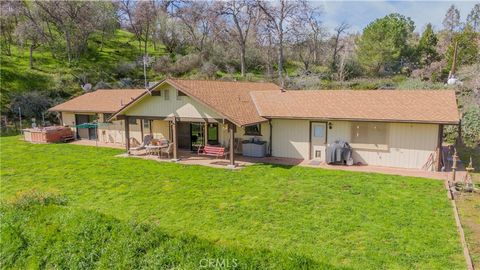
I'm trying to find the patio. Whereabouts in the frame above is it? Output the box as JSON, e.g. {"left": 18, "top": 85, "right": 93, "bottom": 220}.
{"left": 117, "top": 148, "right": 463, "bottom": 181}
{"left": 68, "top": 139, "right": 464, "bottom": 181}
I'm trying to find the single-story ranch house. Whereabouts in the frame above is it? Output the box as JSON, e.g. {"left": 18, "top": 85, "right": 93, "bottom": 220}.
{"left": 49, "top": 78, "right": 459, "bottom": 171}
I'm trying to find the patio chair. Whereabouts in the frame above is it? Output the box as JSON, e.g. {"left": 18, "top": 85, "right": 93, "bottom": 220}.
{"left": 129, "top": 135, "right": 153, "bottom": 154}
{"left": 160, "top": 143, "right": 173, "bottom": 159}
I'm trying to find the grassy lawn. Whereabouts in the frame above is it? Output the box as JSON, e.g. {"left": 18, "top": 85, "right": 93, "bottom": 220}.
{"left": 0, "top": 136, "right": 466, "bottom": 269}
{"left": 456, "top": 173, "right": 480, "bottom": 267}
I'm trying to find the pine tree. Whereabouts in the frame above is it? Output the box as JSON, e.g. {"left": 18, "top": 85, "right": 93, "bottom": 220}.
{"left": 443, "top": 5, "right": 461, "bottom": 36}
{"left": 467, "top": 3, "right": 480, "bottom": 32}
{"left": 418, "top": 23, "right": 438, "bottom": 66}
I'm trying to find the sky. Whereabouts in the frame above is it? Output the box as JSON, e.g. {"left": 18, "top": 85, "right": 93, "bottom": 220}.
{"left": 315, "top": 1, "right": 479, "bottom": 33}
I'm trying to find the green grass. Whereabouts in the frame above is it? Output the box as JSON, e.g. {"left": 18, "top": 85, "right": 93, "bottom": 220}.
{"left": 0, "top": 136, "right": 466, "bottom": 269}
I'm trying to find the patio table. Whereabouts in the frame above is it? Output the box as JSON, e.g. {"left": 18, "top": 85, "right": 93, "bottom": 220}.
{"left": 145, "top": 145, "right": 167, "bottom": 156}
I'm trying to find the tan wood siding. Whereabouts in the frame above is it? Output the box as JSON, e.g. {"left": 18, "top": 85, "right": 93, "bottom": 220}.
{"left": 271, "top": 119, "right": 310, "bottom": 159}
{"left": 151, "top": 120, "right": 170, "bottom": 140}
{"left": 327, "top": 121, "right": 438, "bottom": 169}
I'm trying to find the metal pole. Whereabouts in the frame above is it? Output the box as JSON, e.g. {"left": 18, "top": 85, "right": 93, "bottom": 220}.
{"left": 18, "top": 107, "right": 22, "bottom": 134}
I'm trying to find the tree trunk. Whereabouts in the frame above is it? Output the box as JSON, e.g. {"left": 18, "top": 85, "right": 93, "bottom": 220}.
{"left": 65, "top": 30, "right": 72, "bottom": 63}
{"left": 278, "top": 37, "right": 284, "bottom": 86}
{"left": 29, "top": 44, "right": 34, "bottom": 69}
{"left": 240, "top": 45, "right": 246, "bottom": 77}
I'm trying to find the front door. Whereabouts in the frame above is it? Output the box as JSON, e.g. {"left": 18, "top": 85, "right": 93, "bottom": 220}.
{"left": 75, "top": 114, "right": 90, "bottom": 139}
{"left": 310, "top": 122, "right": 327, "bottom": 161}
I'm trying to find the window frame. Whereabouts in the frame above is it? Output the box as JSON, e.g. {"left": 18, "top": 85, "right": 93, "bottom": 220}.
{"left": 244, "top": 123, "right": 262, "bottom": 136}
{"left": 143, "top": 119, "right": 150, "bottom": 130}
{"left": 164, "top": 89, "right": 169, "bottom": 100}
{"left": 350, "top": 122, "right": 389, "bottom": 150}
{"left": 103, "top": 113, "right": 113, "bottom": 123}
{"left": 128, "top": 118, "right": 138, "bottom": 125}
{"left": 177, "top": 90, "right": 187, "bottom": 100}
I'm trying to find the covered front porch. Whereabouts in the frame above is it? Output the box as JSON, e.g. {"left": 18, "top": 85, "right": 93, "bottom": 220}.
{"left": 119, "top": 115, "right": 241, "bottom": 168}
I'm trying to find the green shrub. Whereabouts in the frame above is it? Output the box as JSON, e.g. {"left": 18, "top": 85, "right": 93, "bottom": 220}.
{"left": 10, "top": 189, "right": 68, "bottom": 209}
{"left": 462, "top": 106, "right": 480, "bottom": 147}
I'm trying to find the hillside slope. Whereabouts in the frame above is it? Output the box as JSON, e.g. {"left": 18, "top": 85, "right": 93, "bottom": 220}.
{"left": 1, "top": 30, "right": 164, "bottom": 112}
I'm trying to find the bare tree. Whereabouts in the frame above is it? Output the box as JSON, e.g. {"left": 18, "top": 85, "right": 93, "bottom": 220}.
{"left": 34, "top": 1, "right": 102, "bottom": 62}
{"left": 119, "top": 0, "right": 157, "bottom": 56}
{"left": 257, "top": 0, "right": 305, "bottom": 85}
{"left": 175, "top": 1, "right": 217, "bottom": 57}
{"left": 331, "top": 22, "right": 349, "bottom": 72}
{"left": 0, "top": 1, "right": 22, "bottom": 56}
{"left": 217, "top": 0, "right": 259, "bottom": 77}
{"left": 301, "top": 3, "right": 323, "bottom": 64}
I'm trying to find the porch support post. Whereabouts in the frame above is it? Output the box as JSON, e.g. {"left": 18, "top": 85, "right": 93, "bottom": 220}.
{"left": 204, "top": 122, "right": 208, "bottom": 146}
{"left": 124, "top": 116, "right": 130, "bottom": 154}
{"left": 436, "top": 124, "right": 444, "bottom": 171}
{"left": 172, "top": 117, "right": 178, "bottom": 161}
{"left": 227, "top": 122, "right": 235, "bottom": 168}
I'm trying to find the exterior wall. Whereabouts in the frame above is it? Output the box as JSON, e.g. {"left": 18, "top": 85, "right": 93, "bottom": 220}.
{"left": 98, "top": 118, "right": 125, "bottom": 144}
{"left": 61, "top": 112, "right": 128, "bottom": 145}
{"left": 124, "top": 85, "right": 222, "bottom": 120}
{"left": 151, "top": 120, "right": 170, "bottom": 140}
{"left": 270, "top": 119, "right": 439, "bottom": 169}
{"left": 271, "top": 119, "right": 311, "bottom": 159}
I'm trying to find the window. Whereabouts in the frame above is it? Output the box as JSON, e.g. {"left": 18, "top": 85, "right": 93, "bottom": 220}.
{"left": 351, "top": 122, "right": 387, "bottom": 145}
{"left": 152, "top": 90, "right": 161, "bottom": 96}
{"left": 314, "top": 125, "right": 325, "bottom": 138}
{"left": 177, "top": 90, "right": 187, "bottom": 100}
{"left": 164, "top": 89, "right": 169, "bottom": 100}
{"left": 128, "top": 118, "right": 137, "bottom": 125}
{"left": 207, "top": 123, "right": 218, "bottom": 144}
{"left": 103, "top": 113, "right": 113, "bottom": 123}
{"left": 244, "top": 124, "right": 261, "bottom": 136}
{"left": 143, "top": 120, "right": 150, "bottom": 129}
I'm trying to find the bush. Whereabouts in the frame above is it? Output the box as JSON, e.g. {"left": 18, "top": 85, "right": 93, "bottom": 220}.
{"left": 462, "top": 106, "right": 480, "bottom": 147}
{"left": 10, "top": 189, "right": 68, "bottom": 209}
{"left": 153, "top": 54, "right": 201, "bottom": 76}
{"left": 9, "top": 91, "right": 54, "bottom": 120}
{"left": 152, "top": 55, "right": 173, "bottom": 74}
{"left": 115, "top": 61, "right": 137, "bottom": 77}
{"left": 93, "top": 81, "right": 112, "bottom": 90}
{"left": 200, "top": 61, "right": 219, "bottom": 78}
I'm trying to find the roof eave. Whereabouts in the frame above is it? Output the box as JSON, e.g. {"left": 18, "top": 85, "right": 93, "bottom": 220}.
{"left": 261, "top": 116, "right": 460, "bottom": 125}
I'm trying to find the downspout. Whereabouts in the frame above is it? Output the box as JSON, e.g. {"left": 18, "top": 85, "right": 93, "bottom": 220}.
{"left": 268, "top": 119, "right": 273, "bottom": 156}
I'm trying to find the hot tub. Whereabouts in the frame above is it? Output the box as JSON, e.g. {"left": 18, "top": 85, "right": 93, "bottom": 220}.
{"left": 23, "top": 126, "right": 74, "bottom": 143}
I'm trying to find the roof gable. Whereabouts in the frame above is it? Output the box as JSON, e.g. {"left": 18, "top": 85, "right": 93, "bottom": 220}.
{"left": 166, "top": 79, "right": 281, "bottom": 126}
{"left": 112, "top": 79, "right": 281, "bottom": 126}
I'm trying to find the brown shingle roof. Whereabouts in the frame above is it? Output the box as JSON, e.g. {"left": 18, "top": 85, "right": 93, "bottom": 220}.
{"left": 251, "top": 90, "right": 459, "bottom": 124}
{"left": 165, "top": 79, "right": 281, "bottom": 126}
{"left": 49, "top": 89, "right": 145, "bottom": 113}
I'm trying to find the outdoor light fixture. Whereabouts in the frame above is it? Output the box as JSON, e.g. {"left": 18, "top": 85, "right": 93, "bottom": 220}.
{"left": 328, "top": 122, "right": 333, "bottom": 129}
